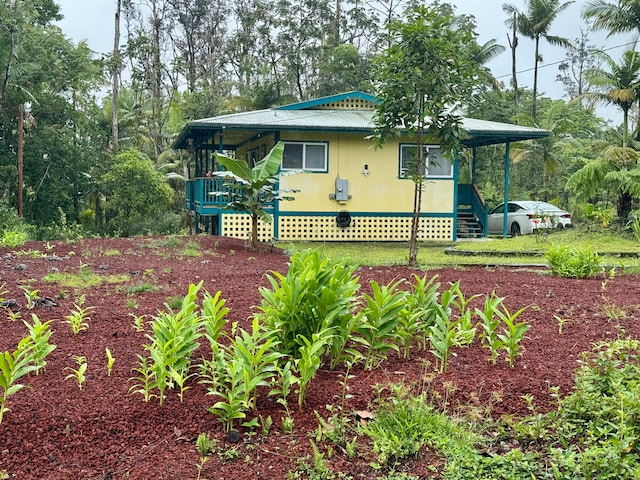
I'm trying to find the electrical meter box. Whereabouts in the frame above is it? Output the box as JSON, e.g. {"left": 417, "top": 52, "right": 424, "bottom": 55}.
{"left": 335, "top": 178, "right": 349, "bottom": 202}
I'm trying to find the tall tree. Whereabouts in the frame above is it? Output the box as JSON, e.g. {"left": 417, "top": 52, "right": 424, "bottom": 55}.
{"left": 503, "top": 8, "right": 520, "bottom": 106}
{"left": 556, "top": 28, "right": 599, "bottom": 100}
{"left": 582, "top": 0, "right": 640, "bottom": 35}
{"left": 123, "top": 0, "right": 173, "bottom": 158}
{"left": 112, "top": 0, "right": 122, "bottom": 152}
{"left": 503, "top": 0, "right": 574, "bottom": 120}
{"left": 579, "top": 43, "right": 640, "bottom": 148}
{"left": 566, "top": 145, "right": 640, "bottom": 221}
{"left": 372, "top": 3, "right": 484, "bottom": 265}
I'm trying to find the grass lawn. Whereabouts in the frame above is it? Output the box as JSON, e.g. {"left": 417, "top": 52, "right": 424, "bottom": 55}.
{"left": 284, "top": 226, "right": 640, "bottom": 272}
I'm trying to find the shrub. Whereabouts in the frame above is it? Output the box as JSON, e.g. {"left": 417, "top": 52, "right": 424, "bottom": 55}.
{"left": 257, "top": 249, "right": 360, "bottom": 367}
{"left": 544, "top": 244, "right": 601, "bottom": 278}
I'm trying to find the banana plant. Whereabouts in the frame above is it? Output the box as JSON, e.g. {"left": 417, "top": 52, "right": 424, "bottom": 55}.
{"left": 214, "top": 142, "right": 299, "bottom": 250}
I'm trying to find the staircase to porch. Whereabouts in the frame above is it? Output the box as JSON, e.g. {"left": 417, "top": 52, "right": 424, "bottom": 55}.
{"left": 457, "top": 184, "right": 488, "bottom": 240}
{"left": 456, "top": 207, "right": 483, "bottom": 239}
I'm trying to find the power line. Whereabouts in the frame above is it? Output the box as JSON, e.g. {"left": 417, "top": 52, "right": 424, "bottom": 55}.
{"left": 493, "top": 40, "right": 638, "bottom": 79}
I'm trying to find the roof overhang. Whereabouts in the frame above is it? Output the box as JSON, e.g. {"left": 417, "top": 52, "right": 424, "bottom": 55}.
{"left": 173, "top": 93, "right": 549, "bottom": 150}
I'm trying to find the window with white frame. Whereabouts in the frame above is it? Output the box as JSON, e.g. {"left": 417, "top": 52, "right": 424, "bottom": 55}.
{"left": 282, "top": 142, "right": 328, "bottom": 171}
{"left": 399, "top": 144, "right": 453, "bottom": 178}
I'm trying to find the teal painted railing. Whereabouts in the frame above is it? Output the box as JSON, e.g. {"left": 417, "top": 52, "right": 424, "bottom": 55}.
{"left": 458, "top": 184, "right": 488, "bottom": 236}
{"left": 185, "top": 177, "right": 274, "bottom": 215}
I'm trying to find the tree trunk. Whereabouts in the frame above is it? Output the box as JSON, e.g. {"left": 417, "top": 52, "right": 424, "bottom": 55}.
{"left": 408, "top": 96, "right": 426, "bottom": 266}
{"left": 617, "top": 190, "right": 633, "bottom": 221}
{"left": 508, "top": 14, "right": 519, "bottom": 107}
{"left": 112, "top": 0, "right": 121, "bottom": 152}
{"left": 251, "top": 213, "right": 259, "bottom": 250}
{"left": 532, "top": 35, "right": 540, "bottom": 121}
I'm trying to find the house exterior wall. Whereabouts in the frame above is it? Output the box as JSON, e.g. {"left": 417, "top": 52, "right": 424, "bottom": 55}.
{"left": 224, "top": 130, "right": 456, "bottom": 242}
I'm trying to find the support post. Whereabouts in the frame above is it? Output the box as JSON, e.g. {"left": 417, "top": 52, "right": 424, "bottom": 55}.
{"left": 502, "top": 142, "right": 510, "bottom": 238}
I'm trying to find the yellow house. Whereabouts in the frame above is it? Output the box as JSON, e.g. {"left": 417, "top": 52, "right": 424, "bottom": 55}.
{"left": 173, "top": 91, "right": 548, "bottom": 242}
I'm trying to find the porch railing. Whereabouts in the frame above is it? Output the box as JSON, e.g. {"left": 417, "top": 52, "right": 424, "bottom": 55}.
{"left": 458, "top": 183, "right": 488, "bottom": 235}
{"left": 185, "top": 177, "right": 274, "bottom": 214}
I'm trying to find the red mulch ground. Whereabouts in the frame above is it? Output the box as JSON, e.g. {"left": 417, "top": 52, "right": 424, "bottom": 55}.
{"left": 1, "top": 235, "right": 639, "bottom": 479}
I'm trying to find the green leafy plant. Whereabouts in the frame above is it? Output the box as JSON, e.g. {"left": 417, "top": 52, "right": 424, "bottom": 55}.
{"left": 64, "top": 297, "right": 95, "bottom": 334}
{"left": 545, "top": 244, "right": 601, "bottom": 278}
{"left": 476, "top": 292, "right": 505, "bottom": 364}
{"left": 260, "top": 414, "right": 273, "bottom": 437}
{"left": 295, "top": 329, "right": 333, "bottom": 407}
{"left": 0, "top": 342, "right": 40, "bottom": 424}
{"left": 269, "top": 360, "right": 298, "bottom": 418}
{"left": 282, "top": 414, "right": 295, "bottom": 434}
{"left": 397, "top": 274, "right": 440, "bottom": 358}
{"left": 214, "top": 141, "right": 299, "bottom": 250}
{"left": 128, "top": 354, "right": 156, "bottom": 402}
{"left": 361, "top": 388, "right": 477, "bottom": 466}
{"left": 126, "top": 299, "right": 139, "bottom": 309}
{"left": 230, "top": 317, "right": 282, "bottom": 409}
{"left": 130, "top": 313, "right": 147, "bottom": 332}
{"left": 22, "top": 314, "right": 56, "bottom": 374}
{"left": 21, "top": 287, "right": 40, "bottom": 310}
{"left": 258, "top": 248, "right": 359, "bottom": 369}
{"left": 448, "top": 281, "right": 480, "bottom": 347}
{"left": 356, "top": 279, "right": 406, "bottom": 370}
{"left": 143, "top": 282, "right": 203, "bottom": 404}
{"left": 625, "top": 213, "right": 640, "bottom": 242}
{"left": 168, "top": 366, "right": 195, "bottom": 402}
{"left": 496, "top": 304, "right": 530, "bottom": 368}
{"left": 65, "top": 355, "right": 87, "bottom": 390}
{"left": 200, "top": 290, "right": 229, "bottom": 354}
{"left": 554, "top": 314, "right": 571, "bottom": 335}
{"left": 207, "top": 354, "right": 249, "bottom": 432}
{"left": 195, "top": 432, "right": 215, "bottom": 480}
{"left": 105, "top": 348, "right": 115, "bottom": 376}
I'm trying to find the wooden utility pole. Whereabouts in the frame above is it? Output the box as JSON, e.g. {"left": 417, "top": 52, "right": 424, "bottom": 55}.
{"left": 17, "top": 103, "right": 24, "bottom": 216}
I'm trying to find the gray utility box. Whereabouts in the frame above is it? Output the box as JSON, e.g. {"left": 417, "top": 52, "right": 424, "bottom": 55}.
{"left": 335, "top": 178, "right": 349, "bottom": 202}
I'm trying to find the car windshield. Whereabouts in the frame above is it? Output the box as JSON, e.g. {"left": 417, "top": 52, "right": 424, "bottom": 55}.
{"left": 518, "top": 201, "right": 561, "bottom": 212}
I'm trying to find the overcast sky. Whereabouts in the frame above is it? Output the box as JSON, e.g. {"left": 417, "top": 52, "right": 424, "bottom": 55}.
{"left": 55, "top": 0, "right": 633, "bottom": 123}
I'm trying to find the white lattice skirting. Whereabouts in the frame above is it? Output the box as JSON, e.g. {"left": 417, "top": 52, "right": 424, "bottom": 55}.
{"left": 220, "top": 214, "right": 453, "bottom": 242}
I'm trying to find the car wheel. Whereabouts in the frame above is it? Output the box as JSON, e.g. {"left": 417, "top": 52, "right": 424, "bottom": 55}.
{"left": 510, "top": 223, "right": 521, "bottom": 237}
{"left": 556, "top": 223, "right": 564, "bottom": 230}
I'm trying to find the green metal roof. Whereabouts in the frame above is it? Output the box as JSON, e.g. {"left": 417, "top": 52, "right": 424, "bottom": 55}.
{"left": 173, "top": 92, "right": 549, "bottom": 149}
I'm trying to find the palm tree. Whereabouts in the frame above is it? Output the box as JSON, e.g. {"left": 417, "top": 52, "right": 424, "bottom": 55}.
{"left": 472, "top": 39, "right": 507, "bottom": 90}
{"left": 579, "top": 44, "right": 640, "bottom": 147}
{"left": 582, "top": 0, "right": 640, "bottom": 36}
{"left": 503, "top": 0, "right": 574, "bottom": 120}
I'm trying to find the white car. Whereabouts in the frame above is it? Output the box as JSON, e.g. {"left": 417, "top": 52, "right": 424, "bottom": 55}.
{"left": 488, "top": 201, "right": 572, "bottom": 236}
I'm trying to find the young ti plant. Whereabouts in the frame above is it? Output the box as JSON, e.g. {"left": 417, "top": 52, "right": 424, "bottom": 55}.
{"left": 143, "top": 282, "right": 203, "bottom": 404}
{"left": 214, "top": 142, "right": 299, "bottom": 250}
{"left": 22, "top": 314, "right": 56, "bottom": 374}
{"left": 65, "top": 298, "right": 95, "bottom": 334}
{"left": 0, "top": 341, "right": 41, "bottom": 424}
{"left": 356, "top": 279, "right": 406, "bottom": 370}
